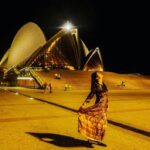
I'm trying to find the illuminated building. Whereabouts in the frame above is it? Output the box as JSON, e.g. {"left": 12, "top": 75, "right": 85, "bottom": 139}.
{"left": 0, "top": 22, "right": 104, "bottom": 87}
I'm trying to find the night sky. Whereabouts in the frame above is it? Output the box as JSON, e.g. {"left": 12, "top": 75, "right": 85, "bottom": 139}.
{"left": 0, "top": 1, "right": 149, "bottom": 75}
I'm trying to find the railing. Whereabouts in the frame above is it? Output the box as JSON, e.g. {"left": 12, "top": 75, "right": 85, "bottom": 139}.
{"left": 29, "top": 69, "right": 44, "bottom": 88}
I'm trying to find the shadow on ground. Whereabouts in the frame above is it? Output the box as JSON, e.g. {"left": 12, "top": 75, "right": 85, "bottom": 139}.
{"left": 26, "top": 132, "right": 91, "bottom": 148}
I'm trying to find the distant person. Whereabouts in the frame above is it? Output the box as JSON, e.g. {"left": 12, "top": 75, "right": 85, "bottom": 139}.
{"left": 43, "top": 82, "right": 49, "bottom": 94}
{"left": 54, "top": 73, "right": 58, "bottom": 79}
{"left": 78, "top": 71, "right": 108, "bottom": 147}
{"left": 49, "top": 83, "right": 52, "bottom": 93}
{"left": 68, "top": 83, "right": 72, "bottom": 91}
{"left": 64, "top": 83, "right": 68, "bottom": 91}
{"left": 57, "top": 74, "right": 61, "bottom": 79}
{"left": 54, "top": 73, "right": 61, "bottom": 79}
{"left": 43, "top": 82, "right": 47, "bottom": 90}
{"left": 121, "top": 81, "right": 125, "bottom": 87}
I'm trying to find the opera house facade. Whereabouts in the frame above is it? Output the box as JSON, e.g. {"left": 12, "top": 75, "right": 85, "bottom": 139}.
{"left": 0, "top": 22, "right": 104, "bottom": 87}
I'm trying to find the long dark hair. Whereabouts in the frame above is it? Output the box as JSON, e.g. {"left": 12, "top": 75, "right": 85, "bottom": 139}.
{"left": 91, "top": 72, "right": 97, "bottom": 90}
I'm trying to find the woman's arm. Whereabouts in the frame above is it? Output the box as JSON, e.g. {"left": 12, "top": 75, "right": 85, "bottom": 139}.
{"left": 85, "top": 91, "right": 95, "bottom": 102}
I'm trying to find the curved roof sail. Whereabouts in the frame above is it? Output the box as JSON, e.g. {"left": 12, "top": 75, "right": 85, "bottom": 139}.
{"left": 25, "top": 28, "right": 89, "bottom": 70}
{"left": 83, "top": 47, "right": 104, "bottom": 71}
{"left": 80, "top": 39, "right": 89, "bottom": 57}
{"left": 0, "top": 49, "right": 9, "bottom": 67}
{"left": 0, "top": 22, "right": 46, "bottom": 69}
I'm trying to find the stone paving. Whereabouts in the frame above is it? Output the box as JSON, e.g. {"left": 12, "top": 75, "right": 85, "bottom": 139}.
{"left": 0, "top": 87, "right": 150, "bottom": 150}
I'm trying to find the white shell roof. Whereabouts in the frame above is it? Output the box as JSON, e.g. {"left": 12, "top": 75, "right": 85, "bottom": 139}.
{"left": 0, "top": 22, "right": 46, "bottom": 68}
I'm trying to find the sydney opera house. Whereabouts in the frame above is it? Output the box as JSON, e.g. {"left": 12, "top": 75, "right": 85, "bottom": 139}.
{"left": 0, "top": 22, "right": 104, "bottom": 87}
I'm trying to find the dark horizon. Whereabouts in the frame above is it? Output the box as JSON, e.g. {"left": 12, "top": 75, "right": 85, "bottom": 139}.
{"left": 0, "top": 1, "right": 149, "bottom": 75}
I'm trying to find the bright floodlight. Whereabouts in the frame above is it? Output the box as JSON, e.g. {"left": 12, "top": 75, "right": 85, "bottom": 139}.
{"left": 62, "top": 21, "right": 74, "bottom": 31}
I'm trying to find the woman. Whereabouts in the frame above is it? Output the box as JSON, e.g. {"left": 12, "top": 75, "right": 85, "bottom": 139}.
{"left": 78, "top": 71, "right": 108, "bottom": 147}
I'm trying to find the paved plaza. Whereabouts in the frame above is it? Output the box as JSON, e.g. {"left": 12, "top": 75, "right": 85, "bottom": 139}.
{"left": 0, "top": 87, "right": 150, "bottom": 150}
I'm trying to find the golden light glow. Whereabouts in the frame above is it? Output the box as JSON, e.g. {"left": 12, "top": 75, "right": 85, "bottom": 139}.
{"left": 47, "top": 38, "right": 60, "bottom": 52}
{"left": 17, "top": 77, "right": 33, "bottom": 80}
{"left": 64, "top": 65, "right": 75, "bottom": 70}
{"left": 61, "top": 21, "right": 74, "bottom": 31}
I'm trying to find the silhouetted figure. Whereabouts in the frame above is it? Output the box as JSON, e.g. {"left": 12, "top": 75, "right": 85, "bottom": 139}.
{"left": 64, "top": 83, "right": 68, "bottom": 91}
{"left": 121, "top": 81, "right": 125, "bottom": 87}
{"left": 49, "top": 83, "right": 52, "bottom": 93}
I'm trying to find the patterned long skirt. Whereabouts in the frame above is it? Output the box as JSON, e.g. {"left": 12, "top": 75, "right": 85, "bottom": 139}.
{"left": 78, "top": 94, "right": 108, "bottom": 141}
